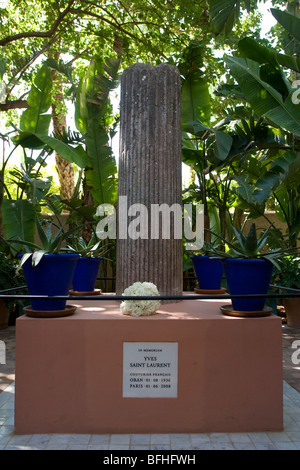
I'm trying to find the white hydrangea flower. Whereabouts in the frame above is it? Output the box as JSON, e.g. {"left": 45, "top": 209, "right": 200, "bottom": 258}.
{"left": 120, "top": 282, "right": 160, "bottom": 316}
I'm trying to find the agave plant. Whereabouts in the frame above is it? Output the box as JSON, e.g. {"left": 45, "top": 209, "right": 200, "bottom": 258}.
{"left": 208, "top": 222, "right": 295, "bottom": 268}
{"left": 65, "top": 233, "right": 109, "bottom": 258}
{"left": 3, "top": 214, "right": 89, "bottom": 269}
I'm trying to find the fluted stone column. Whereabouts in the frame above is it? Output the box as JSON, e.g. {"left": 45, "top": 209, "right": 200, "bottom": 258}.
{"left": 116, "top": 63, "right": 182, "bottom": 301}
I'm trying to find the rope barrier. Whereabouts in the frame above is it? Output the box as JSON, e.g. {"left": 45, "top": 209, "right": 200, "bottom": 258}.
{"left": 0, "top": 284, "right": 299, "bottom": 301}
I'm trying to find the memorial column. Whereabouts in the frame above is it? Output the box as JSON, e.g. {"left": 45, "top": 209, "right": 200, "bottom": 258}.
{"left": 116, "top": 64, "right": 182, "bottom": 300}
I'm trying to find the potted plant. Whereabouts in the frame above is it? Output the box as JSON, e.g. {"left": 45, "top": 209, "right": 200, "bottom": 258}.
{"left": 190, "top": 242, "right": 225, "bottom": 293}
{"left": 273, "top": 255, "right": 300, "bottom": 327}
{"left": 6, "top": 215, "right": 82, "bottom": 317}
{"left": 65, "top": 234, "right": 104, "bottom": 295}
{"left": 210, "top": 223, "right": 287, "bottom": 316}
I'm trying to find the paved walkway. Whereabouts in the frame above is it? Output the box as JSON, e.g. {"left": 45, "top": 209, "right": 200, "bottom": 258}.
{"left": 0, "top": 323, "right": 299, "bottom": 450}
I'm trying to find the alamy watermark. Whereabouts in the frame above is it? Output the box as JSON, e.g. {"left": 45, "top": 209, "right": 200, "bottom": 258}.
{"left": 0, "top": 340, "right": 5, "bottom": 365}
{"left": 95, "top": 197, "right": 204, "bottom": 250}
{"left": 291, "top": 340, "right": 300, "bottom": 365}
{"left": 292, "top": 80, "right": 300, "bottom": 105}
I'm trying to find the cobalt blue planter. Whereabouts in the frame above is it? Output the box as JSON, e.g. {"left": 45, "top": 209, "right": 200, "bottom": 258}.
{"left": 21, "top": 253, "right": 80, "bottom": 311}
{"left": 191, "top": 255, "right": 224, "bottom": 291}
{"left": 223, "top": 258, "right": 273, "bottom": 312}
{"left": 72, "top": 257, "right": 102, "bottom": 293}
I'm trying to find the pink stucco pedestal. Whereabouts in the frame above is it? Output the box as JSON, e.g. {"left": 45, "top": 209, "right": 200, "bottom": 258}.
{"left": 14, "top": 298, "right": 283, "bottom": 434}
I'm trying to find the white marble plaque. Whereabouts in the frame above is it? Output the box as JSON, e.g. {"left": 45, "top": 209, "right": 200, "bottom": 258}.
{"left": 123, "top": 342, "right": 178, "bottom": 398}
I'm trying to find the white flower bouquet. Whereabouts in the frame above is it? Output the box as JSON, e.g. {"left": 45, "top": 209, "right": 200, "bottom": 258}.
{"left": 120, "top": 282, "right": 161, "bottom": 316}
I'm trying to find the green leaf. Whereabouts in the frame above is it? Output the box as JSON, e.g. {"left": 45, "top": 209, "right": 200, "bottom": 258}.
{"left": 215, "top": 83, "right": 246, "bottom": 100}
{"left": 238, "top": 37, "right": 277, "bottom": 67}
{"left": 273, "top": 150, "right": 299, "bottom": 174}
{"left": 239, "top": 37, "right": 300, "bottom": 74}
{"left": 35, "top": 215, "right": 51, "bottom": 250}
{"left": 213, "top": 130, "right": 233, "bottom": 160}
{"left": 244, "top": 223, "right": 258, "bottom": 255}
{"left": 252, "top": 187, "right": 274, "bottom": 206}
{"left": 1, "top": 199, "right": 36, "bottom": 252}
{"left": 15, "top": 132, "right": 87, "bottom": 168}
{"left": 75, "top": 77, "right": 88, "bottom": 135}
{"left": 256, "top": 169, "right": 284, "bottom": 192}
{"left": 20, "top": 65, "right": 52, "bottom": 135}
{"left": 209, "top": 0, "right": 240, "bottom": 35}
{"left": 75, "top": 57, "right": 120, "bottom": 206}
{"left": 273, "top": 186, "right": 300, "bottom": 246}
{"left": 20, "top": 110, "right": 51, "bottom": 136}
{"left": 182, "top": 120, "right": 233, "bottom": 162}
{"left": 0, "top": 57, "right": 6, "bottom": 79}
{"left": 181, "top": 74, "right": 211, "bottom": 128}
{"left": 12, "top": 132, "right": 45, "bottom": 149}
{"left": 44, "top": 58, "right": 74, "bottom": 88}
{"left": 253, "top": 151, "right": 300, "bottom": 201}
{"left": 185, "top": 120, "right": 210, "bottom": 135}
{"left": 233, "top": 174, "right": 255, "bottom": 204}
{"left": 232, "top": 225, "right": 247, "bottom": 251}
{"left": 85, "top": 122, "right": 117, "bottom": 206}
{"left": 75, "top": 58, "right": 120, "bottom": 135}
{"left": 271, "top": 8, "right": 300, "bottom": 42}
{"left": 40, "top": 136, "right": 87, "bottom": 169}
{"left": 226, "top": 56, "right": 300, "bottom": 137}
{"left": 256, "top": 225, "right": 272, "bottom": 254}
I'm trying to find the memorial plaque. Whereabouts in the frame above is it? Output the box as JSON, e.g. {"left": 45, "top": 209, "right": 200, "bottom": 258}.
{"left": 123, "top": 342, "right": 178, "bottom": 398}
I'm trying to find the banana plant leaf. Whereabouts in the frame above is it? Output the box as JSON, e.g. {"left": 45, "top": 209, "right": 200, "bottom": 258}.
{"left": 209, "top": 0, "right": 251, "bottom": 35}
{"left": 232, "top": 174, "right": 256, "bottom": 205}
{"left": 75, "top": 58, "right": 120, "bottom": 134}
{"left": 44, "top": 57, "right": 76, "bottom": 98}
{"left": 183, "top": 120, "right": 233, "bottom": 163}
{"left": 19, "top": 65, "right": 52, "bottom": 136}
{"left": 274, "top": 186, "right": 300, "bottom": 228}
{"left": 0, "top": 58, "right": 6, "bottom": 79}
{"left": 254, "top": 150, "right": 300, "bottom": 203}
{"left": 13, "top": 132, "right": 87, "bottom": 169}
{"left": 209, "top": 0, "right": 238, "bottom": 35}
{"left": 239, "top": 37, "right": 300, "bottom": 74}
{"left": 85, "top": 123, "right": 117, "bottom": 206}
{"left": 215, "top": 83, "right": 246, "bottom": 100}
{"left": 74, "top": 58, "right": 120, "bottom": 206}
{"left": 213, "top": 130, "right": 233, "bottom": 161}
{"left": 1, "top": 199, "right": 36, "bottom": 253}
{"left": 271, "top": 8, "right": 300, "bottom": 42}
{"left": 226, "top": 56, "right": 300, "bottom": 137}
{"left": 181, "top": 75, "right": 211, "bottom": 129}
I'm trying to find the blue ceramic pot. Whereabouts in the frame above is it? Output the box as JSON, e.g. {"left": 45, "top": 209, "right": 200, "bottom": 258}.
{"left": 191, "top": 255, "right": 224, "bottom": 290}
{"left": 72, "top": 257, "right": 102, "bottom": 292}
{"left": 223, "top": 258, "right": 273, "bottom": 312}
{"left": 21, "top": 253, "right": 80, "bottom": 311}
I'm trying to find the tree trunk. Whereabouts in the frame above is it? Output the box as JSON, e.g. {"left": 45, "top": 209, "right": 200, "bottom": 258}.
{"left": 50, "top": 65, "right": 75, "bottom": 200}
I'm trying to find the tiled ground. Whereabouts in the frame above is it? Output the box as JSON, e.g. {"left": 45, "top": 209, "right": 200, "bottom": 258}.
{"left": 0, "top": 380, "right": 299, "bottom": 450}
{"left": 0, "top": 324, "right": 299, "bottom": 450}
